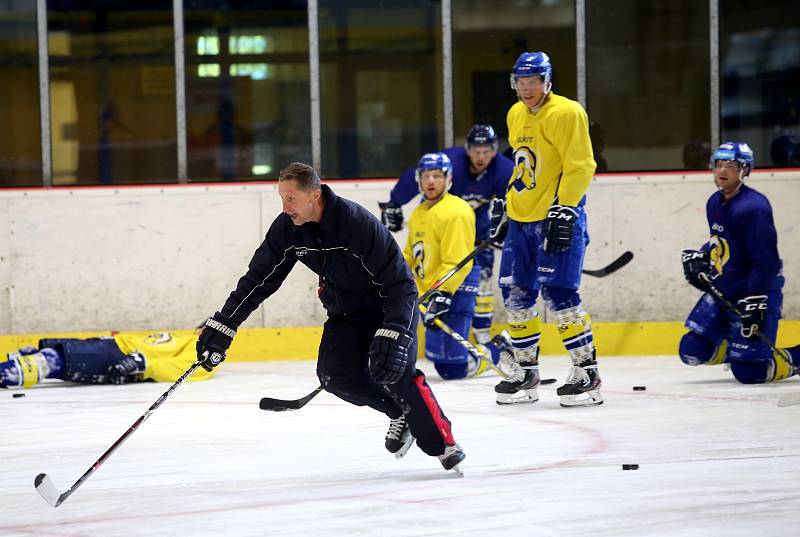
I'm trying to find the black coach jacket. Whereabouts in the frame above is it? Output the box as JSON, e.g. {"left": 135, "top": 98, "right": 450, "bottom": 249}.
{"left": 219, "top": 184, "right": 418, "bottom": 333}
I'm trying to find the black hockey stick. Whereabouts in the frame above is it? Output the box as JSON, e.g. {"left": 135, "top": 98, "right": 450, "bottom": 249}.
{"left": 582, "top": 251, "right": 634, "bottom": 278}
{"left": 699, "top": 273, "right": 793, "bottom": 371}
{"left": 34, "top": 360, "right": 204, "bottom": 507}
{"left": 259, "top": 385, "right": 324, "bottom": 411}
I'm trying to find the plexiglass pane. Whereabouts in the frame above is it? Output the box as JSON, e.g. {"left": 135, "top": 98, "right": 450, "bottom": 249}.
{"left": 47, "top": 1, "right": 178, "bottom": 185}
{"left": 587, "top": 1, "right": 711, "bottom": 172}
{"left": 0, "top": 1, "right": 41, "bottom": 186}
{"left": 721, "top": 0, "right": 800, "bottom": 168}
{"left": 319, "top": 0, "right": 441, "bottom": 179}
{"left": 184, "top": 0, "right": 310, "bottom": 182}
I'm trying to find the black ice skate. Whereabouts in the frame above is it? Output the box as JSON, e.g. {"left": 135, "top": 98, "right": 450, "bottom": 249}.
{"left": 385, "top": 414, "right": 415, "bottom": 459}
{"left": 557, "top": 357, "right": 603, "bottom": 407}
{"left": 438, "top": 444, "right": 465, "bottom": 476}
{"left": 494, "top": 340, "right": 540, "bottom": 405}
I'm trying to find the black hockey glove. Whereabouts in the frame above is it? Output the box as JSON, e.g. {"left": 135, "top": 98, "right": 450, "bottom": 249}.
{"left": 422, "top": 291, "right": 453, "bottom": 328}
{"left": 544, "top": 205, "right": 578, "bottom": 253}
{"left": 106, "top": 353, "right": 146, "bottom": 385}
{"left": 368, "top": 327, "right": 413, "bottom": 384}
{"left": 681, "top": 249, "right": 711, "bottom": 291}
{"left": 488, "top": 198, "right": 508, "bottom": 247}
{"left": 738, "top": 295, "right": 768, "bottom": 339}
{"left": 378, "top": 201, "right": 404, "bottom": 232}
{"left": 197, "top": 312, "right": 238, "bottom": 372}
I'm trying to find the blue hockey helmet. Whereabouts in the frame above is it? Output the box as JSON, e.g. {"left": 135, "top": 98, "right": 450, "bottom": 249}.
{"left": 465, "top": 124, "right": 498, "bottom": 151}
{"left": 511, "top": 52, "right": 552, "bottom": 85}
{"left": 711, "top": 141, "right": 754, "bottom": 176}
{"left": 415, "top": 152, "right": 453, "bottom": 193}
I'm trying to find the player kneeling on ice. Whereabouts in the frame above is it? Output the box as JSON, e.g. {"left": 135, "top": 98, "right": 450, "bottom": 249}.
{"left": 1, "top": 332, "right": 214, "bottom": 388}
{"left": 195, "top": 162, "right": 465, "bottom": 474}
{"left": 404, "top": 152, "right": 516, "bottom": 380}
{"left": 680, "top": 142, "right": 799, "bottom": 383}
{"left": 489, "top": 51, "right": 602, "bottom": 407}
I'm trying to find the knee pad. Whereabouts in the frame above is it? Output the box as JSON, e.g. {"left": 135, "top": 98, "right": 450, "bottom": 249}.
{"left": 730, "top": 360, "right": 772, "bottom": 384}
{"left": 679, "top": 331, "right": 725, "bottom": 366}
{"left": 501, "top": 285, "right": 537, "bottom": 312}
{"left": 542, "top": 286, "right": 581, "bottom": 311}
{"left": 434, "top": 361, "right": 470, "bottom": 380}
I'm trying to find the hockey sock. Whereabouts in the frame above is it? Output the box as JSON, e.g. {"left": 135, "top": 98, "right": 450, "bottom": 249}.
{"left": 554, "top": 304, "right": 595, "bottom": 364}
{"left": 506, "top": 307, "right": 541, "bottom": 364}
{"left": 770, "top": 350, "right": 794, "bottom": 382}
{"left": 472, "top": 280, "right": 494, "bottom": 345}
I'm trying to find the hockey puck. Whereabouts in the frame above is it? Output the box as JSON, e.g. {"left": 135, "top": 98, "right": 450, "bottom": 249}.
{"left": 12, "top": 393, "right": 26, "bottom": 398}
{"left": 633, "top": 386, "right": 647, "bottom": 391}
{"left": 622, "top": 464, "right": 639, "bottom": 470}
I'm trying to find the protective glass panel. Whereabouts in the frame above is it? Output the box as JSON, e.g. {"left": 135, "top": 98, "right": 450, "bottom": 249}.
{"left": 0, "top": 1, "right": 41, "bottom": 186}
{"left": 319, "top": 0, "right": 441, "bottom": 179}
{"left": 47, "top": 1, "right": 177, "bottom": 185}
{"left": 721, "top": 0, "right": 800, "bottom": 168}
{"left": 185, "top": 0, "right": 310, "bottom": 182}
{"left": 587, "top": 1, "right": 711, "bottom": 172}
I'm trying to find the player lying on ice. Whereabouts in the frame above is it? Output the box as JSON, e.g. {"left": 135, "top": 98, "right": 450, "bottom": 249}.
{"left": 680, "top": 141, "right": 799, "bottom": 383}
{"left": 403, "top": 152, "right": 518, "bottom": 380}
{"left": 194, "top": 162, "right": 465, "bottom": 474}
{"left": 0, "top": 332, "right": 214, "bottom": 388}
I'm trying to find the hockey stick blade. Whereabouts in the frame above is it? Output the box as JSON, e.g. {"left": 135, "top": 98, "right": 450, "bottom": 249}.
{"left": 582, "top": 251, "right": 634, "bottom": 278}
{"left": 259, "top": 386, "right": 323, "bottom": 411}
{"left": 777, "top": 393, "right": 800, "bottom": 407}
{"left": 35, "top": 473, "right": 63, "bottom": 507}
{"left": 541, "top": 378, "right": 556, "bottom": 385}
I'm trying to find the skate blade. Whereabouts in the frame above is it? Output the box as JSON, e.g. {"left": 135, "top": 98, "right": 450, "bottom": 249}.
{"left": 559, "top": 390, "right": 603, "bottom": 408}
{"left": 496, "top": 389, "right": 539, "bottom": 405}
{"left": 394, "top": 437, "right": 416, "bottom": 459}
{"left": 450, "top": 463, "right": 464, "bottom": 477}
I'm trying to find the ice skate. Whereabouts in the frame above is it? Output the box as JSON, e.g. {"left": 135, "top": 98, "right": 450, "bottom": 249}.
{"left": 557, "top": 359, "right": 603, "bottom": 407}
{"left": 494, "top": 338, "right": 540, "bottom": 404}
{"left": 438, "top": 443, "right": 465, "bottom": 476}
{"left": 385, "top": 414, "right": 415, "bottom": 459}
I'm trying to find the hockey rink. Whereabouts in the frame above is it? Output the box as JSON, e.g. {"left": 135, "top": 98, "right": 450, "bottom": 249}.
{"left": 2, "top": 355, "right": 799, "bottom": 537}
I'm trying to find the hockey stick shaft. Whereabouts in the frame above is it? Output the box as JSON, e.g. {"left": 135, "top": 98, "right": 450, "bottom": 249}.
{"left": 34, "top": 361, "right": 203, "bottom": 507}
{"left": 699, "top": 274, "right": 793, "bottom": 369}
{"left": 419, "top": 240, "right": 493, "bottom": 303}
{"left": 581, "top": 251, "right": 634, "bottom": 278}
{"left": 418, "top": 304, "right": 508, "bottom": 378}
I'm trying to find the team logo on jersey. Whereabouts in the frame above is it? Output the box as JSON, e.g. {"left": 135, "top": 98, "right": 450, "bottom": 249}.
{"left": 462, "top": 193, "right": 487, "bottom": 209}
{"left": 144, "top": 332, "right": 173, "bottom": 345}
{"left": 411, "top": 241, "right": 426, "bottom": 280}
{"left": 708, "top": 235, "right": 730, "bottom": 274}
{"left": 510, "top": 146, "right": 537, "bottom": 192}
{"left": 712, "top": 222, "right": 724, "bottom": 233}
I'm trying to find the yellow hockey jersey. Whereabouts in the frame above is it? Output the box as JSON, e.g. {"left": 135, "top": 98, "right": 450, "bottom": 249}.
{"left": 114, "top": 331, "right": 214, "bottom": 383}
{"left": 506, "top": 93, "right": 596, "bottom": 222}
{"left": 403, "top": 193, "right": 476, "bottom": 296}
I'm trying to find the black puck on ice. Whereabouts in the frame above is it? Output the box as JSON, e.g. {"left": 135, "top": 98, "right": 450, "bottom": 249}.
{"left": 633, "top": 386, "right": 647, "bottom": 391}
{"left": 622, "top": 464, "right": 639, "bottom": 470}
{"left": 12, "top": 393, "right": 26, "bottom": 398}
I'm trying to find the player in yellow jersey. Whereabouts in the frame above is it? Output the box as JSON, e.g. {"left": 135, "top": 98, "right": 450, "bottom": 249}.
{"left": 1, "top": 332, "right": 213, "bottom": 388}
{"left": 404, "top": 153, "right": 516, "bottom": 379}
{"left": 488, "top": 52, "right": 602, "bottom": 407}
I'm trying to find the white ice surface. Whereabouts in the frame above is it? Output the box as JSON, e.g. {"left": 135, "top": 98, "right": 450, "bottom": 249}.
{"left": 2, "top": 356, "right": 800, "bottom": 537}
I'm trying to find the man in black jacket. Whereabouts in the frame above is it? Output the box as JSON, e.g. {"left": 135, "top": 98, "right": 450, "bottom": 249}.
{"left": 196, "top": 162, "right": 465, "bottom": 474}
